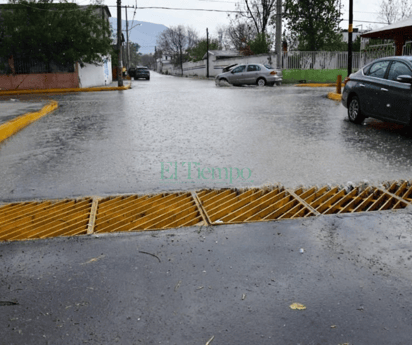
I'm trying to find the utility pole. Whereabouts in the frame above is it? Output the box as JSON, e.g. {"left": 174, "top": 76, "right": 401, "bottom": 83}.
{"left": 117, "top": 0, "right": 123, "bottom": 86}
{"left": 276, "top": 0, "right": 282, "bottom": 69}
{"left": 155, "top": 46, "right": 157, "bottom": 72}
{"left": 348, "top": 0, "right": 353, "bottom": 76}
{"left": 206, "top": 28, "right": 209, "bottom": 79}
{"left": 125, "top": 7, "right": 130, "bottom": 70}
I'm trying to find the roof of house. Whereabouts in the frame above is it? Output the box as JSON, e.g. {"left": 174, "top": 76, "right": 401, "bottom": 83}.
{"left": 361, "top": 16, "right": 412, "bottom": 38}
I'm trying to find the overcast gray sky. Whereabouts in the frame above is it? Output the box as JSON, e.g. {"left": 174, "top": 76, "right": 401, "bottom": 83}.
{"left": 104, "top": 0, "right": 387, "bottom": 38}
{"left": 0, "top": 0, "right": 388, "bottom": 39}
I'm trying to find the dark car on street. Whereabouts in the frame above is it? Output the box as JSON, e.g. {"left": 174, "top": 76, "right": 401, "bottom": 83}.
{"left": 342, "top": 56, "right": 412, "bottom": 125}
{"left": 132, "top": 66, "right": 150, "bottom": 80}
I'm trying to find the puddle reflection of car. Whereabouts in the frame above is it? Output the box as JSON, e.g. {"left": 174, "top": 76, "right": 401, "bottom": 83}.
{"left": 342, "top": 56, "right": 412, "bottom": 125}
{"left": 215, "top": 63, "right": 282, "bottom": 86}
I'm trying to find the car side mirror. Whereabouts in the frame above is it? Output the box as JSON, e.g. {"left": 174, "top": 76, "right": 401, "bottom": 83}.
{"left": 231, "top": 70, "right": 235, "bottom": 74}
{"left": 396, "top": 75, "right": 412, "bottom": 83}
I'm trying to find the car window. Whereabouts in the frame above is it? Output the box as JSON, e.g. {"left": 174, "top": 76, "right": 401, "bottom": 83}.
{"left": 232, "top": 65, "right": 246, "bottom": 73}
{"left": 365, "top": 60, "right": 390, "bottom": 79}
{"left": 264, "top": 64, "right": 273, "bottom": 69}
{"left": 247, "top": 65, "right": 260, "bottom": 72}
{"left": 387, "top": 61, "right": 412, "bottom": 81}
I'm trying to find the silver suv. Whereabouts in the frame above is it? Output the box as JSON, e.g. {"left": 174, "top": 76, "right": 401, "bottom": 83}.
{"left": 215, "top": 63, "right": 282, "bottom": 86}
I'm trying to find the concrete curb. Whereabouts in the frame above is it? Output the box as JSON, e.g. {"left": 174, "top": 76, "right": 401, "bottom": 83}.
{"left": 0, "top": 101, "right": 58, "bottom": 144}
{"left": 327, "top": 92, "right": 342, "bottom": 101}
{"left": 295, "top": 83, "right": 345, "bottom": 87}
{"left": 0, "top": 83, "right": 131, "bottom": 96}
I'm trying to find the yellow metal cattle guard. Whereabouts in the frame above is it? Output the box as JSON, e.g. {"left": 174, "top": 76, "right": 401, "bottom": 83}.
{"left": 0, "top": 180, "right": 411, "bottom": 242}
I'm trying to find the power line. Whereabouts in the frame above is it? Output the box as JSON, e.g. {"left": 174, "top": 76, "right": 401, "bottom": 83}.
{"left": 107, "top": 6, "right": 241, "bottom": 13}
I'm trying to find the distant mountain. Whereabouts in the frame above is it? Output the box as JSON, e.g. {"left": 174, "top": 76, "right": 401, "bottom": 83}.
{"left": 109, "top": 18, "right": 168, "bottom": 55}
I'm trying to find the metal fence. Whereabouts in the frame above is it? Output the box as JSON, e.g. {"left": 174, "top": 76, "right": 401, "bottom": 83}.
{"left": 281, "top": 51, "right": 361, "bottom": 70}
{"left": 0, "top": 57, "right": 75, "bottom": 75}
{"left": 360, "top": 43, "right": 395, "bottom": 67}
{"left": 403, "top": 41, "right": 412, "bottom": 56}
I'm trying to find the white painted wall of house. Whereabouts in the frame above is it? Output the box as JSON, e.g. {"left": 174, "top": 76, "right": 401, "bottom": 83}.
{"left": 78, "top": 56, "right": 112, "bottom": 88}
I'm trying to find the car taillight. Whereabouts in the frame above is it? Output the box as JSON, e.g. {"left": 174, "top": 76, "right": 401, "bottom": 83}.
{"left": 270, "top": 71, "right": 277, "bottom": 75}
{"left": 344, "top": 77, "right": 350, "bottom": 85}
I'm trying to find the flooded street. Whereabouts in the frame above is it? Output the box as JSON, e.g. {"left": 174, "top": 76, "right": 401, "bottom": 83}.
{"left": 1, "top": 72, "right": 412, "bottom": 201}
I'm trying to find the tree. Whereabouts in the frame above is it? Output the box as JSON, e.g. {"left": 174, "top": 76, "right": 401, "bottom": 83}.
{"left": 140, "top": 54, "right": 155, "bottom": 69}
{"left": 378, "top": 0, "right": 412, "bottom": 24}
{"left": 282, "top": 0, "right": 343, "bottom": 51}
{"left": 156, "top": 25, "right": 199, "bottom": 75}
{"left": 232, "top": 0, "right": 277, "bottom": 36}
{"left": 248, "top": 33, "right": 273, "bottom": 54}
{"left": 187, "top": 39, "right": 219, "bottom": 62}
{"left": 227, "top": 22, "right": 257, "bottom": 51}
{"left": 0, "top": 0, "right": 113, "bottom": 69}
{"left": 129, "top": 42, "right": 141, "bottom": 67}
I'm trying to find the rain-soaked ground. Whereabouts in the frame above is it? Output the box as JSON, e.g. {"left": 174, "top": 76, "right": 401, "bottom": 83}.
{"left": 1, "top": 72, "right": 412, "bottom": 201}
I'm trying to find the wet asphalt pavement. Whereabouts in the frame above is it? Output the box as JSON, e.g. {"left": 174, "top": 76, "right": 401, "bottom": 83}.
{"left": 0, "top": 72, "right": 412, "bottom": 201}
{"left": 1, "top": 210, "right": 412, "bottom": 344}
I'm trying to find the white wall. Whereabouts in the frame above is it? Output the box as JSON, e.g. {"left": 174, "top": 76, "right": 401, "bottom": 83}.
{"left": 179, "top": 54, "right": 275, "bottom": 77}
{"left": 78, "top": 56, "right": 113, "bottom": 88}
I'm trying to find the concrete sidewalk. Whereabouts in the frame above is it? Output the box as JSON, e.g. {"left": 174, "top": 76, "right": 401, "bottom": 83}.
{"left": 1, "top": 209, "right": 412, "bottom": 344}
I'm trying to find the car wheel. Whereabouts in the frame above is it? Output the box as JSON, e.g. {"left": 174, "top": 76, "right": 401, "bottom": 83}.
{"left": 276, "top": 81, "right": 282, "bottom": 86}
{"left": 348, "top": 95, "right": 365, "bottom": 124}
{"left": 147, "top": 77, "right": 150, "bottom": 80}
{"left": 257, "top": 78, "right": 266, "bottom": 87}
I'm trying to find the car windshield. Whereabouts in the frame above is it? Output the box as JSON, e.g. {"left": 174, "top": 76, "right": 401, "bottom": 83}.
{"left": 137, "top": 68, "right": 148, "bottom": 72}
{"left": 264, "top": 64, "right": 273, "bottom": 69}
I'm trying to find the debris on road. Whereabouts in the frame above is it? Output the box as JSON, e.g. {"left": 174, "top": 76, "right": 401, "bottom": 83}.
{"left": 0, "top": 300, "right": 19, "bottom": 306}
{"left": 205, "top": 335, "right": 215, "bottom": 345}
{"left": 290, "top": 303, "right": 306, "bottom": 310}
{"left": 81, "top": 255, "right": 105, "bottom": 265}
{"left": 138, "top": 250, "right": 161, "bottom": 263}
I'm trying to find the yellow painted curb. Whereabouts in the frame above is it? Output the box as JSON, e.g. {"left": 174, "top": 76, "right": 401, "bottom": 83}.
{"left": 0, "top": 101, "right": 58, "bottom": 144}
{"left": 295, "top": 83, "right": 345, "bottom": 87}
{"left": 0, "top": 83, "right": 131, "bottom": 96}
{"left": 327, "top": 92, "right": 342, "bottom": 101}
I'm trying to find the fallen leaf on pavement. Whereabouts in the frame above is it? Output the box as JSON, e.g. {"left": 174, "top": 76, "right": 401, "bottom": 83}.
{"left": 289, "top": 303, "right": 306, "bottom": 310}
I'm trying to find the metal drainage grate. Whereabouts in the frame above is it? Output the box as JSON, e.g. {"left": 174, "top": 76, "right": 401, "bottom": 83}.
{"left": 93, "top": 192, "right": 206, "bottom": 233}
{"left": 197, "top": 187, "right": 316, "bottom": 225}
{"left": 293, "top": 185, "right": 409, "bottom": 214}
{"left": 0, "top": 198, "right": 93, "bottom": 241}
{"left": 382, "top": 180, "right": 412, "bottom": 204}
{"left": 1, "top": 182, "right": 411, "bottom": 242}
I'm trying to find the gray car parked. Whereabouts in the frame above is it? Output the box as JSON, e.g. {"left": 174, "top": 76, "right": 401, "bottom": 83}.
{"left": 215, "top": 63, "right": 282, "bottom": 86}
{"left": 342, "top": 56, "right": 412, "bottom": 125}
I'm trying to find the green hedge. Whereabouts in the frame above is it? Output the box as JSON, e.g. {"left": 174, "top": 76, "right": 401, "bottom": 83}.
{"left": 282, "top": 69, "right": 354, "bottom": 84}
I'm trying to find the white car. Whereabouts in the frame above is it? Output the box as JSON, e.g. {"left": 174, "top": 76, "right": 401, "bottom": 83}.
{"left": 215, "top": 63, "right": 282, "bottom": 86}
